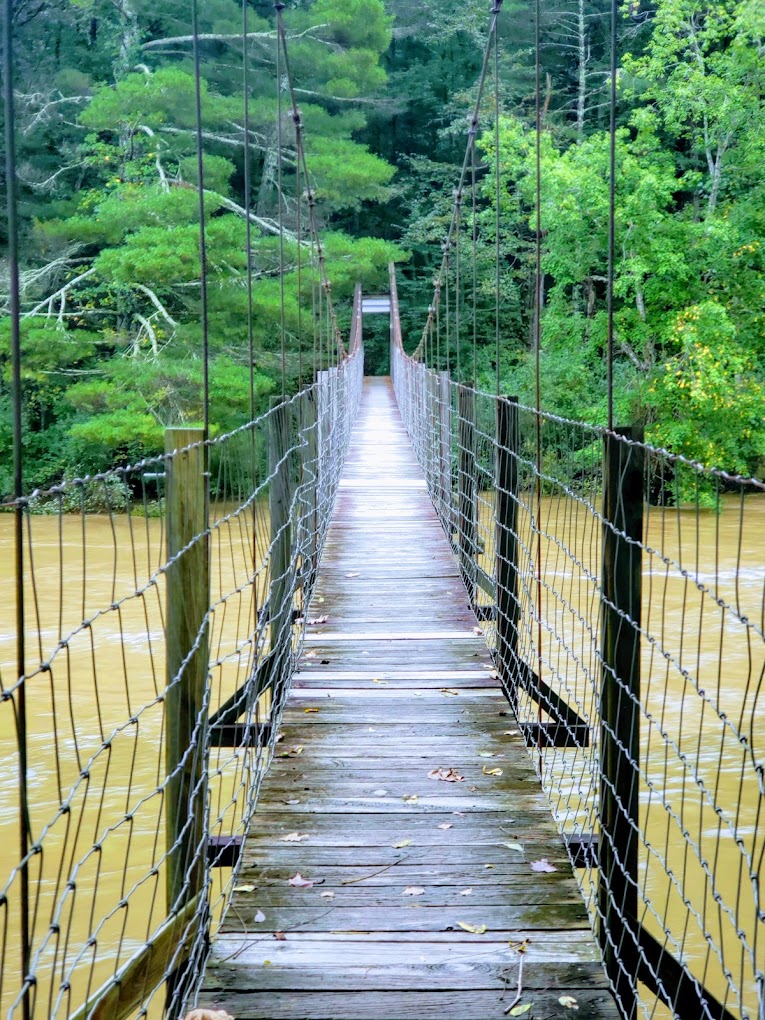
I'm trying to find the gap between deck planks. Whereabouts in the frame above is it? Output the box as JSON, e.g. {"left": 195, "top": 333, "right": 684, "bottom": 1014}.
{"left": 200, "top": 377, "right": 617, "bottom": 1020}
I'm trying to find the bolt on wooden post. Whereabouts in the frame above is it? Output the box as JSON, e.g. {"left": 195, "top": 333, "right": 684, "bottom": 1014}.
{"left": 495, "top": 397, "right": 520, "bottom": 706}
{"left": 164, "top": 426, "right": 210, "bottom": 1015}
{"left": 598, "top": 425, "right": 644, "bottom": 1016}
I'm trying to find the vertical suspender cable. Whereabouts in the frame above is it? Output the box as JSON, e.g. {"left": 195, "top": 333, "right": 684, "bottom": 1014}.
{"left": 494, "top": 1, "right": 502, "bottom": 395}
{"left": 242, "top": 0, "right": 255, "bottom": 425}
{"left": 3, "top": 1, "right": 31, "bottom": 1014}
{"left": 191, "top": 0, "right": 210, "bottom": 435}
{"left": 606, "top": 0, "right": 618, "bottom": 430}
{"left": 275, "top": 2, "right": 287, "bottom": 397}
{"left": 534, "top": 0, "right": 544, "bottom": 746}
{"left": 471, "top": 128, "right": 478, "bottom": 389}
{"left": 455, "top": 195, "right": 461, "bottom": 380}
{"left": 296, "top": 127, "right": 303, "bottom": 389}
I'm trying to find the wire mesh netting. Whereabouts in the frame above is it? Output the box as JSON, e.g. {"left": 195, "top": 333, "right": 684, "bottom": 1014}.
{"left": 0, "top": 345, "right": 363, "bottom": 1019}
{"left": 392, "top": 311, "right": 765, "bottom": 1020}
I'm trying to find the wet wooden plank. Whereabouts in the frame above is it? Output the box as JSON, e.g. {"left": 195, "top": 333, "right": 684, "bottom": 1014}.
{"left": 200, "top": 377, "right": 613, "bottom": 1020}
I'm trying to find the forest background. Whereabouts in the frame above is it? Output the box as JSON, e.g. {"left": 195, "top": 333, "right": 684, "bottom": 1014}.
{"left": 1, "top": 0, "right": 763, "bottom": 491}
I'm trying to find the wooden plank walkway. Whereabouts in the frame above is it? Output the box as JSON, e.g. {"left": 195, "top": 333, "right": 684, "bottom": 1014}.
{"left": 200, "top": 377, "right": 617, "bottom": 1019}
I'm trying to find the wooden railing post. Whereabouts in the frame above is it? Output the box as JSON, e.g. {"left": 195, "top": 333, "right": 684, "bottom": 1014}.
{"left": 495, "top": 397, "right": 520, "bottom": 704}
{"left": 302, "top": 388, "right": 319, "bottom": 599}
{"left": 437, "top": 371, "right": 452, "bottom": 535}
{"left": 457, "top": 384, "right": 477, "bottom": 604}
{"left": 269, "top": 397, "right": 294, "bottom": 705}
{"left": 164, "top": 426, "right": 209, "bottom": 1016}
{"left": 599, "top": 426, "right": 643, "bottom": 1015}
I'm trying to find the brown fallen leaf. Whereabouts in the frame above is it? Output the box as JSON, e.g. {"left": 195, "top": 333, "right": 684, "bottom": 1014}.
{"left": 457, "top": 921, "right": 487, "bottom": 934}
{"left": 402, "top": 886, "right": 425, "bottom": 896}
{"left": 320, "top": 890, "right": 335, "bottom": 899}
{"left": 274, "top": 932, "right": 287, "bottom": 941}
{"left": 428, "top": 768, "right": 465, "bottom": 783}
{"left": 530, "top": 858, "right": 557, "bottom": 873}
{"left": 508, "top": 939, "right": 530, "bottom": 953}
{"left": 288, "top": 873, "right": 314, "bottom": 887}
{"left": 393, "top": 839, "right": 413, "bottom": 848}
{"left": 304, "top": 707, "right": 320, "bottom": 714}
{"left": 440, "top": 688, "right": 460, "bottom": 696}
{"left": 482, "top": 765, "right": 503, "bottom": 776}
{"left": 276, "top": 745, "right": 304, "bottom": 758}
{"left": 472, "top": 626, "right": 483, "bottom": 635}
{"left": 280, "top": 832, "right": 309, "bottom": 843}
{"left": 305, "top": 650, "right": 318, "bottom": 659}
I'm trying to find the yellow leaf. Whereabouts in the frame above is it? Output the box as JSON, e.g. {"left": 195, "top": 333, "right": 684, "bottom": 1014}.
{"left": 508, "top": 1005, "right": 532, "bottom": 1017}
{"left": 304, "top": 707, "right": 319, "bottom": 714}
{"left": 393, "top": 839, "right": 412, "bottom": 849}
{"left": 457, "top": 921, "right": 487, "bottom": 934}
{"left": 482, "top": 765, "right": 503, "bottom": 776}
{"left": 559, "top": 995, "right": 579, "bottom": 1010}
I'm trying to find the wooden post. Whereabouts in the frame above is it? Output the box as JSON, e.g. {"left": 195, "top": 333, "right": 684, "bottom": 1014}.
{"left": 269, "top": 397, "right": 294, "bottom": 705}
{"left": 495, "top": 397, "right": 520, "bottom": 706}
{"left": 457, "top": 385, "right": 477, "bottom": 604}
{"left": 302, "top": 389, "right": 319, "bottom": 600}
{"left": 164, "top": 426, "right": 209, "bottom": 1016}
{"left": 598, "top": 426, "right": 644, "bottom": 1015}
{"left": 438, "top": 371, "right": 452, "bottom": 536}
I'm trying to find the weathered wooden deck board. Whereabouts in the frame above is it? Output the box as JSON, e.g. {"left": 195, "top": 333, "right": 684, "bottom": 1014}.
{"left": 200, "top": 377, "right": 616, "bottom": 1020}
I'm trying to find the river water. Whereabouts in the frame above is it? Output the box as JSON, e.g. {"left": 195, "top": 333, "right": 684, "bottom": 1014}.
{"left": 0, "top": 496, "right": 763, "bottom": 1017}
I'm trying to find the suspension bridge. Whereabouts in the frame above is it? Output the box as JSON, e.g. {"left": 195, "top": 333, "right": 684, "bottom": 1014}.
{"left": 2, "top": 1, "right": 764, "bottom": 1019}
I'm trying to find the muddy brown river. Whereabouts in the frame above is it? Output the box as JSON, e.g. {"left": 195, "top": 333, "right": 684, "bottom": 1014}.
{"left": 0, "top": 496, "right": 763, "bottom": 1017}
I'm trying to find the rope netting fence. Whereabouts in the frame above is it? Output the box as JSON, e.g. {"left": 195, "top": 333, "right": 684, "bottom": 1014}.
{"left": 391, "top": 272, "right": 765, "bottom": 1020}
{"left": 0, "top": 332, "right": 363, "bottom": 1019}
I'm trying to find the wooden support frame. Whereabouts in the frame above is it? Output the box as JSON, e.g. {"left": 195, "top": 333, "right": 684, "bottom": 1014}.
{"left": 457, "top": 384, "right": 477, "bottom": 604}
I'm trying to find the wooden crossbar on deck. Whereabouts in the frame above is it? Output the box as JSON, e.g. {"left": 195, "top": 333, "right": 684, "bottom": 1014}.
{"left": 200, "top": 377, "right": 617, "bottom": 1019}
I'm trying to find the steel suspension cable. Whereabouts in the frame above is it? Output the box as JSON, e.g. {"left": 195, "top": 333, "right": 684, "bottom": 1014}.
{"left": 275, "top": 1, "right": 287, "bottom": 397}
{"left": 3, "top": 0, "right": 31, "bottom": 1012}
{"left": 534, "top": 0, "right": 544, "bottom": 751}
{"left": 242, "top": 0, "right": 255, "bottom": 425}
{"left": 606, "top": 0, "right": 618, "bottom": 430}
{"left": 494, "top": 4, "right": 502, "bottom": 395}
{"left": 471, "top": 128, "right": 478, "bottom": 388}
{"left": 418, "top": 0, "right": 504, "bottom": 367}
{"left": 191, "top": 0, "right": 210, "bottom": 433}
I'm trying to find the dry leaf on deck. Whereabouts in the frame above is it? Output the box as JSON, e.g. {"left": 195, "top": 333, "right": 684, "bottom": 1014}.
{"left": 280, "top": 832, "right": 309, "bottom": 843}
{"left": 254, "top": 910, "right": 266, "bottom": 922}
{"left": 440, "top": 688, "right": 460, "bottom": 696}
{"left": 373, "top": 789, "right": 388, "bottom": 796}
{"left": 403, "top": 794, "right": 418, "bottom": 804}
{"left": 503, "top": 842, "right": 525, "bottom": 855}
{"left": 478, "top": 751, "right": 495, "bottom": 758}
{"left": 372, "top": 677, "right": 389, "bottom": 685}
{"left": 304, "top": 707, "right": 319, "bottom": 714}
{"left": 232, "top": 884, "right": 255, "bottom": 893}
{"left": 307, "top": 615, "right": 328, "bottom": 625}
{"left": 460, "top": 888, "right": 472, "bottom": 896}
{"left": 559, "top": 995, "right": 579, "bottom": 1010}
{"left": 508, "top": 1006, "right": 532, "bottom": 1017}
{"left": 345, "top": 572, "right": 361, "bottom": 577}
{"left": 274, "top": 932, "right": 287, "bottom": 941}
{"left": 320, "top": 890, "right": 335, "bottom": 899}
{"left": 472, "top": 626, "right": 483, "bottom": 635}
{"left": 482, "top": 765, "right": 503, "bottom": 776}
{"left": 402, "top": 886, "right": 425, "bottom": 896}
{"left": 437, "top": 823, "right": 453, "bottom": 830}
{"left": 183, "top": 1011, "right": 235, "bottom": 1020}
{"left": 428, "top": 768, "right": 464, "bottom": 783}
{"left": 288, "top": 873, "right": 314, "bottom": 887}
{"left": 457, "top": 921, "right": 487, "bottom": 934}
{"left": 530, "top": 858, "right": 557, "bottom": 873}
{"left": 393, "top": 839, "right": 413, "bottom": 849}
